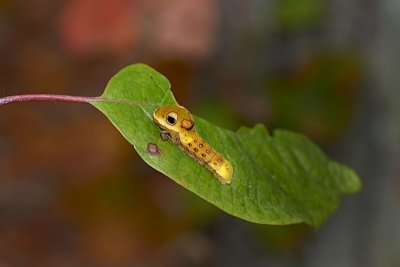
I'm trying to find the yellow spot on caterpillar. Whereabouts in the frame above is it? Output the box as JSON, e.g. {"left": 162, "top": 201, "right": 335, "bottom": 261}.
{"left": 153, "top": 105, "right": 233, "bottom": 184}
{"left": 182, "top": 119, "right": 194, "bottom": 130}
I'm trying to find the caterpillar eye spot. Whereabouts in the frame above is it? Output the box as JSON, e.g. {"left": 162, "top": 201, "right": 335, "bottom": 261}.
{"left": 194, "top": 140, "right": 197, "bottom": 143}
{"left": 167, "top": 116, "right": 176, "bottom": 125}
{"left": 199, "top": 144, "right": 203, "bottom": 148}
{"left": 194, "top": 148, "right": 199, "bottom": 152}
{"left": 202, "top": 154, "right": 206, "bottom": 158}
{"left": 206, "top": 150, "right": 210, "bottom": 153}
{"left": 166, "top": 112, "right": 178, "bottom": 125}
{"left": 188, "top": 143, "right": 192, "bottom": 147}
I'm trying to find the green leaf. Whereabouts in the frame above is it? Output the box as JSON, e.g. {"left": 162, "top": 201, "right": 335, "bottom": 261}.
{"left": 92, "top": 64, "right": 361, "bottom": 227}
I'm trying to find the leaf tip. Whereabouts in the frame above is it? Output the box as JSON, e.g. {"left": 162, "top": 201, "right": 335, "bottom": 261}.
{"left": 329, "top": 162, "right": 362, "bottom": 194}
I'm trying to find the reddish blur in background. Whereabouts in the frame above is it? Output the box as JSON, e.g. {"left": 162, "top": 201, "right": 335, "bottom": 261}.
{"left": 0, "top": 1, "right": 399, "bottom": 267}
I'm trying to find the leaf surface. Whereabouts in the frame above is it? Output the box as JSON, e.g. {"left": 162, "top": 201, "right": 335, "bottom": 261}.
{"left": 92, "top": 64, "right": 361, "bottom": 226}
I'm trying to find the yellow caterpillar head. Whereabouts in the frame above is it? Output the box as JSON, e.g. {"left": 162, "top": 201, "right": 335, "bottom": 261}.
{"left": 153, "top": 105, "right": 195, "bottom": 133}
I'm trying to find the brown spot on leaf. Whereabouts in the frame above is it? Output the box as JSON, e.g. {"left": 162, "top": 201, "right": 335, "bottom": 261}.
{"left": 160, "top": 132, "right": 170, "bottom": 141}
{"left": 147, "top": 143, "right": 161, "bottom": 156}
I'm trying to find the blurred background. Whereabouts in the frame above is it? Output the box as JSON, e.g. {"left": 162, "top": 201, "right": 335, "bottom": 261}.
{"left": 0, "top": 0, "right": 399, "bottom": 266}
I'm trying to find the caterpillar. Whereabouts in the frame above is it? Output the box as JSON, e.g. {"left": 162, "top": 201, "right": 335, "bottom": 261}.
{"left": 153, "top": 105, "right": 233, "bottom": 184}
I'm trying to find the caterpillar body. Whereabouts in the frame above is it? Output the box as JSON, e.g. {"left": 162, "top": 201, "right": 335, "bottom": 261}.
{"left": 153, "top": 105, "right": 233, "bottom": 184}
